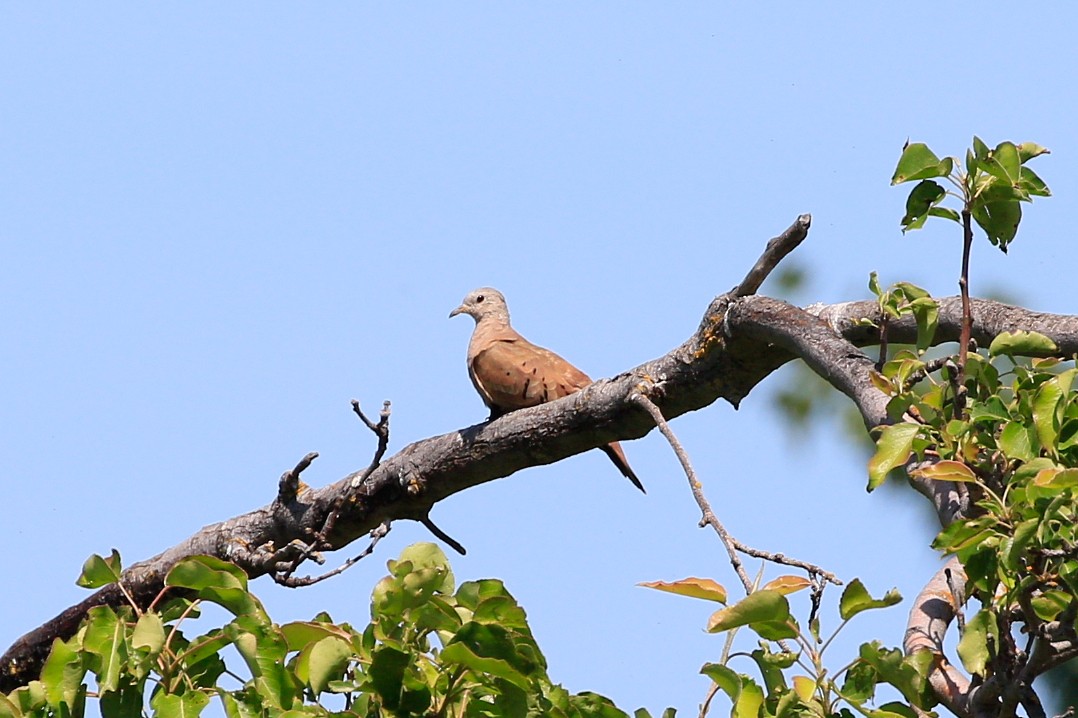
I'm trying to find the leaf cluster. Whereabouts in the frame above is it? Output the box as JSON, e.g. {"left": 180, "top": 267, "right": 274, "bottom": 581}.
{"left": 868, "top": 283, "right": 1078, "bottom": 683}
{"left": 892, "top": 137, "right": 1050, "bottom": 251}
{"left": 642, "top": 576, "right": 927, "bottom": 718}
{"left": 1, "top": 544, "right": 645, "bottom": 718}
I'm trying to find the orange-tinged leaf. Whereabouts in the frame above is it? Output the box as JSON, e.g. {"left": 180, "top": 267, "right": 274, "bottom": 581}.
{"left": 762, "top": 576, "right": 811, "bottom": 596}
{"left": 639, "top": 577, "right": 727, "bottom": 604}
{"left": 909, "top": 460, "right": 978, "bottom": 483}
{"left": 1033, "top": 467, "right": 1078, "bottom": 489}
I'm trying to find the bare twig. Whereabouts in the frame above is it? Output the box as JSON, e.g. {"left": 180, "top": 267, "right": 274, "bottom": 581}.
{"left": 420, "top": 516, "right": 467, "bottom": 556}
{"left": 274, "top": 401, "right": 393, "bottom": 584}
{"left": 731, "top": 214, "right": 812, "bottom": 298}
{"left": 630, "top": 392, "right": 839, "bottom": 593}
{"left": 955, "top": 207, "right": 975, "bottom": 419}
{"left": 630, "top": 391, "right": 751, "bottom": 592}
{"left": 276, "top": 521, "right": 392, "bottom": 588}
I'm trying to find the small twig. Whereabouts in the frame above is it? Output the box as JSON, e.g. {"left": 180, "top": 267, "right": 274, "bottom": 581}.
{"left": 731, "top": 214, "right": 812, "bottom": 298}
{"left": 808, "top": 577, "right": 825, "bottom": 629}
{"left": 353, "top": 400, "right": 392, "bottom": 476}
{"left": 278, "top": 451, "right": 319, "bottom": 502}
{"left": 631, "top": 392, "right": 838, "bottom": 595}
{"left": 420, "top": 516, "right": 467, "bottom": 556}
{"left": 699, "top": 681, "right": 720, "bottom": 718}
{"left": 730, "top": 542, "right": 841, "bottom": 586}
{"left": 276, "top": 401, "right": 393, "bottom": 583}
{"left": 955, "top": 207, "right": 974, "bottom": 419}
{"left": 877, "top": 316, "right": 889, "bottom": 371}
{"left": 276, "top": 521, "right": 392, "bottom": 588}
{"left": 630, "top": 392, "right": 752, "bottom": 592}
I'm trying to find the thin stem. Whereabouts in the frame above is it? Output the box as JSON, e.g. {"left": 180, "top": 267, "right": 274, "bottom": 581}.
{"left": 955, "top": 206, "right": 974, "bottom": 419}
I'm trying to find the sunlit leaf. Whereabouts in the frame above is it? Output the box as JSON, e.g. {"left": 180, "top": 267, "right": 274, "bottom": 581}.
{"left": 899, "top": 180, "right": 946, "bottom": 232}
{"left": 761, "top": 576, "right": 811, "bottom": 596}
{"left": 840, "top": 579, "right": 902, "bottom": 620}
{"left": 1017, "top": 141, "right": 1050, "bottom": 163}
{"left": 909, "top": 460, "right": 978, "bottom": 484}
{"left": 988, "top": 330, "right": 1058, "bottom": 358}
{"left": 982, "top": 141, "right": 1021, "bottom": 184}
{"left": 707, "top": 590, "right": 792, "bottom": 636}
{"left": 638, "top": 577, "right": 727, "bottom": 604}
{"left": 868, "top": 423, "right": 922, "bottom": 490}
{"left": 956, "top": 609, "right": 999, "bottom": 676}
{"left": 77, "top": 549, "right": 123, "bottom": 589}
{"left": 891, "top": 143, "right": 950, "bottom": 184}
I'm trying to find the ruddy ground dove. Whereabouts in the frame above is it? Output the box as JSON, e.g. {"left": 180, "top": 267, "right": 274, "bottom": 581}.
{"left": 449, "top": 287, "right": 645, "bottom": 493}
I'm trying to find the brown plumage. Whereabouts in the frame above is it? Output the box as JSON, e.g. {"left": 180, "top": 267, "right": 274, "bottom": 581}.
{"left": 449, "top": 287, "right": 645, "bottom": 493}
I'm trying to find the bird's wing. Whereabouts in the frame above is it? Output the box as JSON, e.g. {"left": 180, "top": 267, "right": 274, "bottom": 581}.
{"left": 470, "top": 337, "right": 592, "bottom": 412}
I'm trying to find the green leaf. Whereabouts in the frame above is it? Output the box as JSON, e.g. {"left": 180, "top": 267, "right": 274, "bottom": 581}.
{"left": 999, "top": 420, "right": 1037, "bottom": 462}
{"left": 858, "top": 642, "right": 931, "bottom": 706}
{"left": 444, "top": 621, "right": 540, "bottom": 679}
{"left": 891, "top": 143, "right": 950, "bottom": 184}
{"left": 701, "top": 663, "right": 742, "bottom": 698}
{"left": 391, "top": 542, "right": 455, "bottom": 594}
{"left": 1033, "top": 377, "right": 1066, "bottom": 452}
{"left": 707, "top": 590, "right": 792, "bottom": 635}
{"left": 296, "top": 636, "right": 352, "bottom": 695}
{"left": 956, "top": 609, "right": 999, "bottom": 676}
{"left": 131, "top": 612, "right": 166, "bottom": 655}
{"left": 927, "top": 206, "right": 961, "bottom": 223}
{"left": 82, "top": 605, "right": 126, "bottom": 694}
{"left": 638, "top": 577, "right": 727, "bottom": 603}
{"left": 368, "top": 645, "right": 429, "bottom": 713}
{"left": 839, "top": 579, "right": 902, "bottom": 620}
{"left": 76, "top": 549, "right": 123, "bottom": 589}
{"left": 899, "top": 180, "right": 946, "bottom": 232}
{"left": 440, "top": 641, "right": 531, "bottom": 690}
{"left": 868, "top": 271, "right": 882, "bottom": 298}
{"left": 1017, "top": 141, "right": 1050, "bottom": 163}
{"left": 972, "top": 196, "right": 1022, "bottom": 251}
{"left": 166, "top": 556, "right": 248, "bottom": 592}
{"left": 40, "top": 638, "right": 85, "bottom": 708}
{"left": 983, "top": 141, "right": 1021, "bottom": 184}
{"left": 909, "top": 297, "right": 939, "bottom": 353}
{"left": 150, "top": 690, "right": 211, "bottom": 718}
{"left": 989, "top": 330, "right": 1058, "bottom": 358}
{"left": 1018, "top": 165, "right": 1051, "bottom": 198}
{"left": 867, "top": 423, "right": 921, "bottom": 490}
{"left": 280, "top": 621, "right": 352, "bottom": 652}
{"left": 733, "top": 678, "right": 764, "bottom": 718}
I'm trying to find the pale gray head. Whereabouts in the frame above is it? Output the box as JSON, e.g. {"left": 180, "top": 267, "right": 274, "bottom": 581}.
{"left": 448, "top": 287, "right": 510, "bottom": 324}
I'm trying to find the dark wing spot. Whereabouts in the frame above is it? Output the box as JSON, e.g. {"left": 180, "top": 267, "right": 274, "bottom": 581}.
{"left": 521, "top": 378, "right": 530, "bottom": 398}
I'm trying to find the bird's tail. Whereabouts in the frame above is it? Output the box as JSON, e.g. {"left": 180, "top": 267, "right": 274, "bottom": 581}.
{"left": 600, "top": 443, "right": 646, "bottom": 493}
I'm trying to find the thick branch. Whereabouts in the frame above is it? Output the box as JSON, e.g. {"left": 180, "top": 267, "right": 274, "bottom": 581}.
{"left": 905, "top": 557, "right": 972, "bottom": 717}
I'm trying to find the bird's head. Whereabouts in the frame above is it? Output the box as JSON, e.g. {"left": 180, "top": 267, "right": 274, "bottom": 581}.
{"left": 449, "top": 287, "right": 510, "bottom": 323}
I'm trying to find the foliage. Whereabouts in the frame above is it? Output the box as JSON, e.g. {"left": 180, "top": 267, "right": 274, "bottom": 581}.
{"left": 891, "top": 136, "right": 1050, "bottom": 251}
{"left": 859, "top": 134, "right": 1072, "bottom": 703}
{"left": 869, "top": 330, "right": 1078, "bottom": 683}
{"left": 642, "top": 575, "right": 928, "bottom": 717}
{"left": 1, "top": 544, "right": 649, "bottom": 718}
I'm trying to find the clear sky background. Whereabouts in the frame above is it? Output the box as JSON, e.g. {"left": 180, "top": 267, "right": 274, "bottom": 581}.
{"left": 2, "top": 4, "right": 1076, "bottom": 715}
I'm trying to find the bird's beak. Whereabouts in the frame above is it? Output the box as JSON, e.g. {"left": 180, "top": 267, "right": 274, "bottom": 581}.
{"left": 449, "top": 305, "right": 465, "bottom": 319}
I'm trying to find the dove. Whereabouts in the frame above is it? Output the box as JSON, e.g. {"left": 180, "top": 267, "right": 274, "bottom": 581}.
{"left": 450, "top": 287, "right": 644, "bottom": 492}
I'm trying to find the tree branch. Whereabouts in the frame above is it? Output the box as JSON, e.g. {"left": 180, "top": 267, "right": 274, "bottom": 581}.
{"left": 6, "top": 219, "right": 1078, "bottom": 694}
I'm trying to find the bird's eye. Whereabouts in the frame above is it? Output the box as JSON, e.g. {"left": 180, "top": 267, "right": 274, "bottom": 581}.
{"left": 475, "top": 295, "right": 485, "bottom": 303}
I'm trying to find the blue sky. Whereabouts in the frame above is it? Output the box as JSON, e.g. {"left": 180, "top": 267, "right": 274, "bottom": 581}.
{"left": 2, "top": 4, "right": 1076, "bottom": 714}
